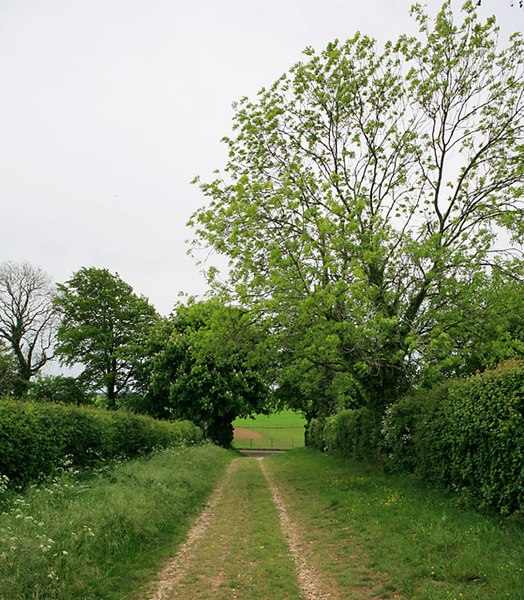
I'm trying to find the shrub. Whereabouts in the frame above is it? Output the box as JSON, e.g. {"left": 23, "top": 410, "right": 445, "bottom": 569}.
{"left": 380, "top": 384, "right": 451, "bottom": 473}
{"left": 305, "top": 417, "right": 326, "bottom": 450}
{"left": 0, "top": 399, "right": 203, "bottom": 487}
{"left": 324, "top": 407, "right": 380, "bottom": 461}
{"left": 416, "top": 361, "right": 524, "bottom": 514}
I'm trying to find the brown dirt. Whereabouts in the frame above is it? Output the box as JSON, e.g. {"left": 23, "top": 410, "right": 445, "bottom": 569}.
{"left": 233, "top": 427, "right": 263, "bottom": 440}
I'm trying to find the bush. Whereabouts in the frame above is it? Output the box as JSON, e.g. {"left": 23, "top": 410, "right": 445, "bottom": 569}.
{"left": 305, "top": 417, "right": 326, "bottom": 450}
{"left": 416, "top": 361, "right": 524, "bottom": 514}
{"left": 0, "top": 399, "right": 203, "bottom": 487}
{"left": 324, "top": 407, "right": 380, "bottom": 461}
{"left": 381, "top": 361, "right": 524, "bottom": 514}
{"left": 380, "top": 384, "right": 451, "bottom": 473}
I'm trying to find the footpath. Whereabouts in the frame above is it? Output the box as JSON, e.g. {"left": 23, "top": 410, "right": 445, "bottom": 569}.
{"left": 145, "top": 456, "right": 331, "bottom": 600}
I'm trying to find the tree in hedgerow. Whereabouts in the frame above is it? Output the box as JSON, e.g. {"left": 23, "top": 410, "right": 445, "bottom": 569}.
{"left": 54, "top": 267, "right": 158, "bottom": 409}
{"left": 0, "top": 341, "right": 18, "bottom": 396}
{"left": 0, "top": 261, "right": 57, "bottom": 395}
{"left": 145, "top": 299, "right": 269, "bottom": 447}
{"left": 28, "top": 374, "right": 92, "bottom": 406}
{"left": 191, "top": 1, "right": 524, "bottom": 415}
{"left": 421, "top": 263, "right": 524, "bottom": 383}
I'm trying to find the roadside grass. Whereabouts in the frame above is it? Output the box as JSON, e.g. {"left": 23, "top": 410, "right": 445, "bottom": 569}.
{"left": 266, "top": 449, "right": 524, "bottom": 600}
{"left": 233, "top": 409, "right": 306, "bottom": 449}
{"left": 0, "top": 444, "right": 233, "bottom": 600}
{"left": 164, "top": 457, "right": 302, "bottom": 599}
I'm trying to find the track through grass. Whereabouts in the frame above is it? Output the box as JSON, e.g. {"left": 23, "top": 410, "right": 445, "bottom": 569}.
{"left": 265, "top": 449, "right": 524, "bottom": 599}
{"left": 148, "top": 457, "right": 302, "bottom": 599}
{"left": 0, "top": 445, "right": 233, "bottom": 600}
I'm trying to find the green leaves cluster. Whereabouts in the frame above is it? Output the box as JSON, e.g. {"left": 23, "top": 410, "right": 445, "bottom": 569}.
{"left": 145, "top": 300, "right": 269, "bottom": 447}
{"left": 54, "top": 268, "right": 158, "bottom": 408}
{"left": 192, "top": 1, "right": 524, "bottom": 413}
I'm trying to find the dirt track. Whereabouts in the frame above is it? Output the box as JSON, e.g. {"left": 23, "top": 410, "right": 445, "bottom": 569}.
{"left": 146, "top": 456, "right": 331, "bottom": 599}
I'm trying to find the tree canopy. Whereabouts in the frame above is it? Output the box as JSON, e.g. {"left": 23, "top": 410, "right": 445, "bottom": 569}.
{"left": 145, "top": 299, "right": 269, "bottom": 447}
{"left": 54, "top": 267, "right": 158, "bottom": 408}
{"left": 191, "top": 1, "right": 524, "bottom": 415}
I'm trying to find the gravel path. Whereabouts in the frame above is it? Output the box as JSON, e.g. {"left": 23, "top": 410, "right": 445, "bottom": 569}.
{"left": 146, "top": 456, "right": 331, "bottom": 599}
{"left": 147, "top": 460, "right": 238, "bottom": 600}
{"left": 258, "top": 458, "right": 331, "bottom": 600}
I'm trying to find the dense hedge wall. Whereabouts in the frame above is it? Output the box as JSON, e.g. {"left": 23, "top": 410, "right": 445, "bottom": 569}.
{"left": 306, "top": 407, "right": 380, "bottom": 461}
{"left": 0, "top": 399, "right": 203, "bottom": 487}
{"left": 415, "top": 362, "right": 524, "bottom": 514}
{"left": 306, "top": 361, "right": 524, "bottom": 514}
{"left": 324, "top": 408, "right": 380, "bottom": 461}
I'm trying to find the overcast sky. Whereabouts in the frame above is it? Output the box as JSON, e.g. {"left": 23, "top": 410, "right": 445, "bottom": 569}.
{"left": 0, "top": 0, "right": 522, "bottom": 316}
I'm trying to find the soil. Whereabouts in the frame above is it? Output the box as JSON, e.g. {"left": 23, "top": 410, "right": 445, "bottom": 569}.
{"left": 233, "top": 427, "right": 264, "bottom": 440}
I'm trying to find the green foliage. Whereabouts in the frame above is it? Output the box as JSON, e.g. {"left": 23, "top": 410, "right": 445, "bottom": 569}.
{"left": 28, "top": 375, "right": 91, "bottom": 406}
{"left": 323, "top": 408, "right": 380, "bottom": 461}
{"left": 146, "top": 299, "right": 270, "bottom": 447}
{"left": 416, "top": 361, "right": 524, "bottom": 514}
{"left": 191, "top": 1, "right": 524, "bottom": 415}
{"left": 54, "top": 267, "right": 158, "bottom": 408}
{"left": 422, "top": 268, "right": 524, "bottom": 384}
{"left": 305, "top": 417, "right": 326, "bottom": 451}
{"left": 381, "top": 362, "right": 524, "bottom": 514}
{"left": 0, "top": 342, "right": 17, "bottom": 396}
{"left": 0, "top": 398, "right": 202, "bottom": 487}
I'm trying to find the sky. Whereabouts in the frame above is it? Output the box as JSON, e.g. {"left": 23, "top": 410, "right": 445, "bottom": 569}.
{"left": 0, "top": 0, "right": 522, "bottom": 316}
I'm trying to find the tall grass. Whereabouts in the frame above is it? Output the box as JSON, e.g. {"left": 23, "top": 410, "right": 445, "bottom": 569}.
{"left": 0, "top": 445, "right": 232, "bottom": 599}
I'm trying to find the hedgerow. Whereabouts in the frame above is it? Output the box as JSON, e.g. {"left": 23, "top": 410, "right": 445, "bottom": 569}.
{"left": 306, "top": 361, "right": 524, "bottom": 514}
{"left": 0, "top": 399, "right": 203, "bottom": 487}
{"left": 415, "top": 361, "right": 524, "bottom": 514}
{"left": 305, "top": 417, "right": 326, "bottom": 450}
{"left": 324, "top": 408, "right": 380, "bottom": 461}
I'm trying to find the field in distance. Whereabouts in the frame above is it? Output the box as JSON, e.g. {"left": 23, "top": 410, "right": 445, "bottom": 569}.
{"left": 233, "top": 409, "right": 306, "bottom": 450}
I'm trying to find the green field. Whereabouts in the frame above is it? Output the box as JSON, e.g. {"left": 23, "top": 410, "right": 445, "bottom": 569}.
{"left": 233, "top": 409, "right": 306, "bottom": 449}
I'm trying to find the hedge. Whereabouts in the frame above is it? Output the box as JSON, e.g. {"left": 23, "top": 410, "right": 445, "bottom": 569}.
{"left": 0, "top": 399, "right": 203, "bottom": 487}
{"left": 306, "top": 408, "right": 380, "bottom": 461}
{"left": 415, "top": 362, "right": 524, "bottom": 514}
{"left": 306, "top": 361, "right": 524, "bottom": 514}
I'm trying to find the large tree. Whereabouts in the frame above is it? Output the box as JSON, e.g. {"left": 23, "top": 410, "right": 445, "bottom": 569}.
{"left": 0, "top": 261, "right": 57, "bottom": 395}
{"left": 146, "top": 299, "right": 269, "bottom": 447}
{"left": 54, "top": 267, "right": 158, "bottom": 409}
{"left": 191, "top": 1, "right": 524, "bottom": 414}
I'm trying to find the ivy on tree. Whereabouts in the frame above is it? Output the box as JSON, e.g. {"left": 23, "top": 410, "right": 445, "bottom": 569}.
{"left": 191, "top": 1, "right": 524, "bottom": 415}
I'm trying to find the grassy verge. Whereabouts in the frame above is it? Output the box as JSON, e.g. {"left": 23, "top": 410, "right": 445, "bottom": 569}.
{"left": 233, "top": 409, "right": 306, "bottom": 449}
{"left": 0, "top": 444, "right": 233, "bottom": 600}
{"left": 266, "top": 449, "right": 524, "bottom": 600}
{"left": 168, "top": 457, "right": 301, "bottom": 599}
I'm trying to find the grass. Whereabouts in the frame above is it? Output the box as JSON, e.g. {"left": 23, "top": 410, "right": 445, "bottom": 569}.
{"left": 167, "top": 457, "right": 302, "bottom": 599}
{"left": 233, "top": 409, "right": 306, "bottom": 449}
{"left": 0, "top": 444, "right": 233, "bottom": 600}
{"left": 265, "top": 448, "right": 524, "bottom": 600}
